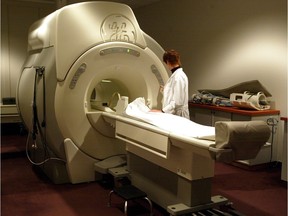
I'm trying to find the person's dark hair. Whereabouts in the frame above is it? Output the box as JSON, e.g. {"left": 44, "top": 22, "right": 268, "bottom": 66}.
{"left": 163, "top": 49, "right": 181, "bottom": 65}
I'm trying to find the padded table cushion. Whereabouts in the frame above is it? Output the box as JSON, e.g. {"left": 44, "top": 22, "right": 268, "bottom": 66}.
{"left": 214, "top": 120, "right": 270, "bottom": 162}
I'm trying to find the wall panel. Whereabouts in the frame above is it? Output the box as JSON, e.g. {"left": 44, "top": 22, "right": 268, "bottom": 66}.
{"left": 1, "top": 0, "right": 55, "bottom": 100}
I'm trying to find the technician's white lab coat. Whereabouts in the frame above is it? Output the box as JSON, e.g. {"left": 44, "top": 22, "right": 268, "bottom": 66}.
{"left": 162, "top": 67, "right": 190, "bottom": 119}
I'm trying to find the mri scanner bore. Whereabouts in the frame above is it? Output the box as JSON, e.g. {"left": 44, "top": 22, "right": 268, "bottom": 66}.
{"left": 17, "top": 2, "right": 271, "bottom": 214}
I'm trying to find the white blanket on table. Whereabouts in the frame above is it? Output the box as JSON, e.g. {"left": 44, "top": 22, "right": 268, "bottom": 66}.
{"left": 124, "top": 97, "right": 215, "bottom": 140}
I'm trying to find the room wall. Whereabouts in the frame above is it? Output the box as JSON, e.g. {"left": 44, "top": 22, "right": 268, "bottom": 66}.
{"left": 134, "top": 0, "right": 287, "bottom": 161}
{"left": 1, "top": 0, "right": 56, "bottom": 99}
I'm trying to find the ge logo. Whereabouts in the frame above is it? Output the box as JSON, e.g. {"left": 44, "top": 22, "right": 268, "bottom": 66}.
{"left": 100, "top": 14, "right": 136, "bottom": 43}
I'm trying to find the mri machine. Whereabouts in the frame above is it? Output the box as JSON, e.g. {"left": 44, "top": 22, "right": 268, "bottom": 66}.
{"left": 17, "top": 2, "right": 271, "bottom": 215}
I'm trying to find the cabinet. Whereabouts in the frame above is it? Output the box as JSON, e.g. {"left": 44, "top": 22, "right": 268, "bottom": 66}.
{"left": 189, "top": 103, "right": 280, "bottom": 166}
{"left": 0, "top": 104, "right": 21, "bottom": 123}
{"left": 190, "top": 107, "right": 231, "bottom": 126}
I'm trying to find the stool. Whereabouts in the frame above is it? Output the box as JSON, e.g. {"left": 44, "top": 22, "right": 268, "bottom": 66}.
{"left": 108, "top": 185, "right": 153, "bottom": 216}
{"left": 108, "top": 166, "right": 130, "bottom": 188}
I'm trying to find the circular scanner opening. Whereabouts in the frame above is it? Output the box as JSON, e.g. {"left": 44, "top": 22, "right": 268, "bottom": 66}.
{"left": 90, "top": 78, "right": 130, "bottom": 111}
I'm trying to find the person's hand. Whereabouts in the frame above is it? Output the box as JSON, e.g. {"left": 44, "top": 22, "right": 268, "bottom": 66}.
{"left": 159, "top": 85, "right": 164, "bottom": 94}
{"left": 149, "top": 109, "right": 162, "bottom": 112}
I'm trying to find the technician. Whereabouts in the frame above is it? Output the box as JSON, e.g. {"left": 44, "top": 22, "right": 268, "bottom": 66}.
{"left": 152, "top": 49, "right": 190, "bottom": 119}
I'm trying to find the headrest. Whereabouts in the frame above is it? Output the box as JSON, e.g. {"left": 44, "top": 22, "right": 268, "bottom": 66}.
{"left": 212, "top": 121, "right": 270, "bottom": 162}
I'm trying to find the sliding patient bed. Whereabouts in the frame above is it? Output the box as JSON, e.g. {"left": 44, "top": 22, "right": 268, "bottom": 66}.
{"left": 89, "top": 97, "right": 270, "bottom": 215}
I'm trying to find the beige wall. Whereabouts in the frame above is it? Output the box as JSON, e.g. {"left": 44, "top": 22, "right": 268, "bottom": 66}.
{"left": 1, "top": 0, "right": 55, "bottom": 99}
{"left": 134, "top": 0, "right": 286, "bottom": 114}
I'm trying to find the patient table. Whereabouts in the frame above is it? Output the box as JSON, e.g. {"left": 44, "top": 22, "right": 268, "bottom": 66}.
{"left": 16, "top": 2, "right": 271, "bottom": 215}
{"left": 90, "top": 97, "right": 270, "bottom": 214}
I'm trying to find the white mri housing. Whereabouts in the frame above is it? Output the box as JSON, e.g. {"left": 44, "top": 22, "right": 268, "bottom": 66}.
{"left": 17, "top": 2, "right": 169, "bottom": 184}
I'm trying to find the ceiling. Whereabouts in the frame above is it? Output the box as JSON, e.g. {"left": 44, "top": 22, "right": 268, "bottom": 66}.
{"left": 72, "top": 0, "right": 161, "bottom": 8}
{"left": 13, "top": 0, "right": 161, "bottom": 8}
